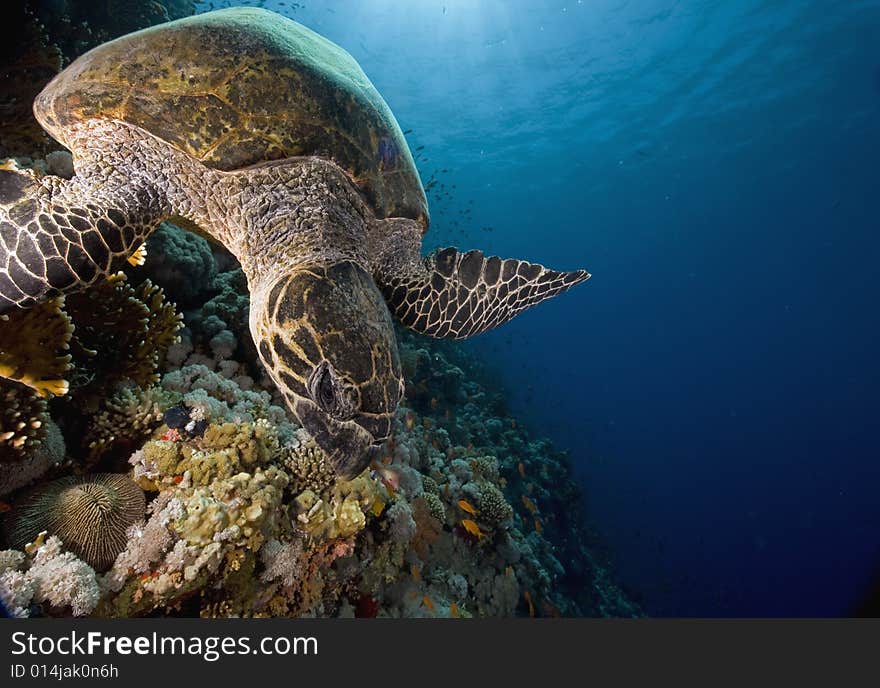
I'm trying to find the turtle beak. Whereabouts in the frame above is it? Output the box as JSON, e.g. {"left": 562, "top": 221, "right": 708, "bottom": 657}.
{"left": 293, "top": 398, "right": 385, "bottom": 479}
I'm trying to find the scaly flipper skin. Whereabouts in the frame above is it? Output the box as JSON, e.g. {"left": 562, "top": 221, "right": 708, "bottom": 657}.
{"left": 381, "top": 247, "right": 590, "bottom": 339}
{"left": 371, "top": 218, "right": 590, "bottom": 339}
{"left": 0, "top": 8, "right": 592, "bottom": 477}
{"left": 0, "top": 161, "right": 159, "bottom": 312}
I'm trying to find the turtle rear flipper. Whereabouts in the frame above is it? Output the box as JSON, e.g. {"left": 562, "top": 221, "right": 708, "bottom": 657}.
{"left": 0, "top": 162, "right": 158, "bottom": 313}
{"left": 380, "top": 247, "right": 590, "bottom": 339}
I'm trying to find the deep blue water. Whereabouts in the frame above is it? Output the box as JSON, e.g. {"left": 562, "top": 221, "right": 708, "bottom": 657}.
{"left": 203, "top": 0, "right": 880, "bottom": 616}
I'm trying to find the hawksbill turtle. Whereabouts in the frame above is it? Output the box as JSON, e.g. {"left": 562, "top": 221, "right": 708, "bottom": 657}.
{"left": 0, "top": 8, "right": 590, "bottom": 477}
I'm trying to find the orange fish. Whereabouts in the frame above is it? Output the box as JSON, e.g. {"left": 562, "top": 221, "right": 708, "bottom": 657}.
{"left": 523, "top": 590, "right": 535, "bottom": 618}
{"left": 371, "top": 461, "right": 400, "bottom": 496}
{"left": 534, "top": 518, "right": 543, "bottom": 534}
{"left": 0, "top": 502, "right": 10, "bottom": 514}
{"left": 422, "top": 595, "right": 436, "bottom": 613}
{"left": 517, "top": 462, "right": 526, "bottom": 478}
{"left": 449, "top": 602, "right": 461, "bottom": 618}
{"left": 521, "top": 495, "right": 538, "bottom": 514}
{"left": 461, "top": 519, "right": 484, "bottom": 540}
{"left": 411, "top": 564, "right": 421, "bottom": 582}
{"left": 457, "top": 499, "right": 478, "bottom": 516}
{"left": 430, "top": 397, "right": 439, "bottom": 410}
{"left": 405, "top": 412, "right": 415, "bottom": 431}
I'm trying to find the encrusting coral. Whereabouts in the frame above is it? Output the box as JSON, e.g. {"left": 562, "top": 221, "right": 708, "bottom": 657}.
{"left": 0, "top": 5, "right": 636, "bottom": 619}
{"left": 2, "top": 474, "right": 146, "bottom": 571}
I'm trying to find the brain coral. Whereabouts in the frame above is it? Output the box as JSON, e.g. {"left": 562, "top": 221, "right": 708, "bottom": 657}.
{"left": 3, "top": 473, "right": 146, "bottom": 570}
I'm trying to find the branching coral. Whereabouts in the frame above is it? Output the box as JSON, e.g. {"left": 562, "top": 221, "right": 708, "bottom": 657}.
{"left": 64, "top": 275, "right": 182, "bottom": 402}
{"left": 0, "top": 296, "right": 72, "bottom": 398}
{"left": 476, "top": 482, "right": 513, "bottom": 527}
{"left": 85, "top": 385, "right": 179, "bottom": 459}
{"left": 0, "top": 417, "right": 64, "bottom": 497}
{"left": 281, "top": 435, "right": 338, "bottom": 497}
{"left": 0, "top": 379, "right": 48, "bottom": 461}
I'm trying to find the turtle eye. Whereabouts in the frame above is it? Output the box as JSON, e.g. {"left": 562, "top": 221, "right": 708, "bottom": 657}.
{"left": 309, "top": 362, "right": 335, "bottom": 410}
{"left": 318, "top": 368, "right": 335, "bottom": 409}
{"left": 309, "top": 362, "right": 354, "bottom": 420}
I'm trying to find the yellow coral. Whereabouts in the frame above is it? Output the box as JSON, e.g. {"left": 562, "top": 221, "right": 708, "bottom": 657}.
{"left": 0, "top": 297, "right": 72, "bottom": 398}
{"left": 293, "top": 469, "right": 381, "bottom": 540}
{"left": 0, "top": 378, "right": 48, "bottom": 460}
{"left": 138, "top": 419, "right": 281, "bottom": 488}
{"left": 174, "top": 467, "right": 288, "bottom": 552}
{"left": 64, "top": 276, "right": 182, "bottom": 400}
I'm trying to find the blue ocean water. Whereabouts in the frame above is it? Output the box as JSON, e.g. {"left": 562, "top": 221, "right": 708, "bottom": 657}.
{"left": 210, "top": 0, "right": 879, "bottom": 616}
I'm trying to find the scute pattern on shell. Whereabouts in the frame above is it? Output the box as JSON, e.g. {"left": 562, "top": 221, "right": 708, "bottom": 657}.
{"left": 34, "top": 7, "right": 427, "bottom": 226}
{"left": 3, "top": 473, "right": 146, "bottom": 570}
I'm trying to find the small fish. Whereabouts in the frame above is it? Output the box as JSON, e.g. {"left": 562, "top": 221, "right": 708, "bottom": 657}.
{"left": 403, "top": 128, "right": 413, "bottom": 135}
{"left": 0, "top": 502, "right": 11, "bottom": 514}
{"left": 449, "top": 602, "right": 460, "bottom": 618}
{"left": 521, "top": 494, "right": 538, "bottom": 514}
{"left": 422, "top": 595, "right": 436, "bottom": 613}
{"left": 404, "top": 412, "right": 415, "bottom": 430}
{"left": 370, "top": 498, "right": 386, "bottom": 518}
{"left": 461, "top": 519, "right": 484, "bottom": 540}
{"left": 411, "top": 564, "right": 421, "bottom": 582}
{"left": 371, "top": 461, "right": 400, "bottom": 495}
{"left": 161, "top": 428, "right": 181, "bottom": 442}
{"left": 523, "top": 590, "right": 535, "bottom": 618}
{"left": 430, "top": 396, "right": 439, "bottom": 410}
{"left": 534, "top": 518, "right": 543, "bottom": 533}
{"left": 457, "top": 499, "right": 478, "bottom": 516}
{"left": 517, "top": 462, "right": 526, "bottom": 478}
{"left": 416, "top": 145, "right": 425, "bottom": 151}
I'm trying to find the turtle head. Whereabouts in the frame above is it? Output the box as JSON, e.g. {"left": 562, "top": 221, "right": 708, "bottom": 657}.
{"left": 252, "top": 261, "right": 404, "bottom": 478}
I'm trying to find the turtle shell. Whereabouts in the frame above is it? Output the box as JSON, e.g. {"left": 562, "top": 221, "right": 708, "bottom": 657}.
{"left": 34, "top": 8, "right": 428, "bottom": 227}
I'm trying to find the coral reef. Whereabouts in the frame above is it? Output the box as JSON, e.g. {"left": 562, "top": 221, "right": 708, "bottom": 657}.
{"left": 0, "top": 254, "right": 638, "bottom": 618}
{"left": 0, "top": 2, "right": 637, "bottom": 620}
{"left": 0, "top": 535, "right": 100, "bottom": 617}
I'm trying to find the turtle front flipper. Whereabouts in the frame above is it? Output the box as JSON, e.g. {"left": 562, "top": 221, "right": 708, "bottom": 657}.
{"left": 0, "top": 162, "right": 158, "bottom": 313}
{"left": 379, "top": 247, "right": 590, "bottom": 339}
